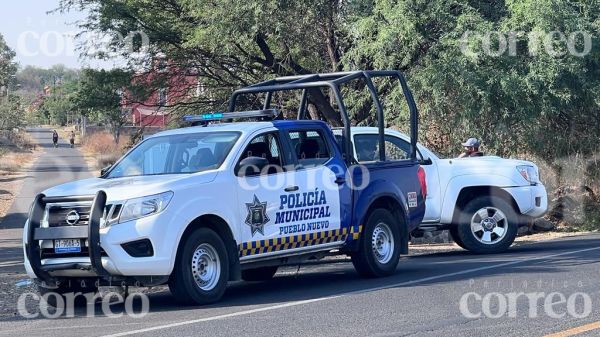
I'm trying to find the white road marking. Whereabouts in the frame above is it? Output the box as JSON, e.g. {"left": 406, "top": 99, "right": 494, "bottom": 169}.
{"left": 103, "top": 245, "right": 600, "bottom": 337}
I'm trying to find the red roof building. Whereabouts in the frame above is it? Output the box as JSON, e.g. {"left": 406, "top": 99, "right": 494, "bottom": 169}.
{"left": 124, "top": 59, "right": 200, "bottom": 127}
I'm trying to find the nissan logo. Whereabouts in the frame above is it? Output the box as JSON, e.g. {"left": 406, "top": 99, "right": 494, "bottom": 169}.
{"left": 65, "top": 210, "right": 80, "bottom": 225}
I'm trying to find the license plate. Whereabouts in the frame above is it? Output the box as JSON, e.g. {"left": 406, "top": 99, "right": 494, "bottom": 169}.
{"left": 54, "top": 239, "right": 81, "bottom": 253}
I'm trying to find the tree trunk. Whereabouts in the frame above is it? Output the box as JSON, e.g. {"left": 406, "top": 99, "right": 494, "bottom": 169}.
{"left": 112, "top": 126, "right": 120, "bottom": 145}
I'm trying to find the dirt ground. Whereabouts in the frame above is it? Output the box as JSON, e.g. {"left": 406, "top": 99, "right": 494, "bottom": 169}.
{"left": 406, "top": 230, "right": 593, "bottom": 256}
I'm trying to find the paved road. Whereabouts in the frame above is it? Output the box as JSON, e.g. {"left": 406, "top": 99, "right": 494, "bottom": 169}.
{"left": 0, "top": 128, "right": 91, "bottom": 229}
{"left": 0, "top": 234, "right": 598, "bottom": 337}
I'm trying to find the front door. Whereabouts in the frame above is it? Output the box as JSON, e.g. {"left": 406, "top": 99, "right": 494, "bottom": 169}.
{"left": 235, "top": 131, "right": 301, "bottom": 258}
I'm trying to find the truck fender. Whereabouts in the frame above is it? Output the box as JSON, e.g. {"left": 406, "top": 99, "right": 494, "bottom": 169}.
{"left": 353, "top": 179, "right": 410, "bottom": 252}
{"left": 439, "top": 174, "right": 519, "bottom": 224}
{"left": 165, "top": 196, "right": 240, "bottom": 278}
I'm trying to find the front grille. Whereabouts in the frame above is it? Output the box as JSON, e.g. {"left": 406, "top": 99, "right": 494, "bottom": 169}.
{"left": 48, "top": 205, "right": 91, "bottom": 227}
{"left": 45, "top": 203, "right": 122, "bottom": 227}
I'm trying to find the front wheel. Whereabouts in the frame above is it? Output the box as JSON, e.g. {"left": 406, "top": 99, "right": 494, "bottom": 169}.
{"left": 456, "top": 196, "right": 518, "bottom": 254}
{"left": 449, "top": 227, "right": 467, "bottom": 250}
{"left": 169, "top": 228, "right": 229, "bottom": 305}
{"left": 351, "top": 208, "right": 401, "bottom": 278}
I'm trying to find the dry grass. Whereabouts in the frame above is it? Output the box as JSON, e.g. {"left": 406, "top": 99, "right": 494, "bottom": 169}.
{"left": 0, "top": 131, "right": 40, "bottom": 174}
{"left": 0, "top": 130, "right": 42, "bottom": 222}
{"left": 77, "top": 131, "right": 127, "bottom": 176}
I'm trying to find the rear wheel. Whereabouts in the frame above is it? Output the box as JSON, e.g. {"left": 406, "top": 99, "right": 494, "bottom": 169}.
{"left": 37, "top": 283, "right": 99, "bottom": 308}
{"left": 456, "top": 196, "right": 518, "bottom": 254}
{"left": 169, "top": 228, "right": 229, "bottom": 305}
{"left": 241, "top": 266, "right": 278, "bottom": 282}
{"left": 351, "top": 208, "right": 401, "bottom": 278}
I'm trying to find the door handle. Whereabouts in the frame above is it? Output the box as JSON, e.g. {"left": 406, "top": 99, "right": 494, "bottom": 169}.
{"left": 334, "top": 177, "right": 346, "bottom": 184}
{"left": 284, "top": 186, "right": 299, "bottom": 192}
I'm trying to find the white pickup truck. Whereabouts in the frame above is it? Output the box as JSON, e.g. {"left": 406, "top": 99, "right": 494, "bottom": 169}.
{"left": 342, "top": 127, "right": 548, "bottom": 254}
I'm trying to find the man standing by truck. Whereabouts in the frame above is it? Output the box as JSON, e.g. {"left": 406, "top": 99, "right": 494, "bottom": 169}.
{"left": 458, "top": 138, "right": 483, "bottom": 158}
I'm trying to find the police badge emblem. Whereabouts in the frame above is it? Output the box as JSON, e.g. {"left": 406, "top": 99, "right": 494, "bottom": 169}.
{"left": 245, "top": 195, "right": 270, "bottom": 236}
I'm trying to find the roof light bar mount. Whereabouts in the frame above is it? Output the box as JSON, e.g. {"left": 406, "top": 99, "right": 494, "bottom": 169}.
{"left": 183, "top": 109, "right": 280, "bottom": 126}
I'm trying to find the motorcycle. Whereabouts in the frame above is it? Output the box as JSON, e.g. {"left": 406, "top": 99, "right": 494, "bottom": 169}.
{"left": 53, "top": 138, "right": 58, "bottom": 148}
{"left": 70, "top": 138, "right": 74, "bottom": 148}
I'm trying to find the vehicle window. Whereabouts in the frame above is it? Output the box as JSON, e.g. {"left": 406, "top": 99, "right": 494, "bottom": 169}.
{"left": 354, "top": 134, "right": 421, "bottom": 163}
{"left": 106, "top": 132, "right": 240, "bottom": 178}
{"left": 289, "top": 130, "right": 332, "bottom": 167}
{"left": 143, "top": 143, "right": 170, "bottom": 174}
{"left": 238, "top": 132, "right": 283, "bottom": 176}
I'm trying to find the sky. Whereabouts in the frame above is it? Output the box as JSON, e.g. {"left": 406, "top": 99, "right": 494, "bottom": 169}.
{"left": 1, "top": 1, "right": 117, "bottom": 70}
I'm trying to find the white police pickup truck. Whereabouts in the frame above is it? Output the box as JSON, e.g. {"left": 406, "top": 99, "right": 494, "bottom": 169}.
{"left": 23, "top": 71, "right": 427, "bottom": 306}
{"left": 345, "top": 127, "right": 548, "bottom": 254}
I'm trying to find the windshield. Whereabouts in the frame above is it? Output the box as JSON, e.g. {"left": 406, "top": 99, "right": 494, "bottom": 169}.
{"left": 106, "top": 131, "right": 241, "bottom": 178}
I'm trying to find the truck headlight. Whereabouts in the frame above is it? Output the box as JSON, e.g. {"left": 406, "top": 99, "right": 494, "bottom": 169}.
{"left": 516, "top": 165, "right": 540, "bottom": 184}
{"left": 118, "top": 191, "right": 174, "bottom": 224}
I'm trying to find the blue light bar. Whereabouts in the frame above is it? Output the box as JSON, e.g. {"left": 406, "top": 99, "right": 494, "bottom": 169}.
{"left": 183, "top": 109, "right": 280, "bottom": 123}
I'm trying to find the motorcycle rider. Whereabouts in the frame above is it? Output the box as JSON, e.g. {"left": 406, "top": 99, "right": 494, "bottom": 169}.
{"left": 69, "top": 131, "right": 75, "bottom": 148}
{"left": 52, "top": 130, "right": 59, "bottom": 148}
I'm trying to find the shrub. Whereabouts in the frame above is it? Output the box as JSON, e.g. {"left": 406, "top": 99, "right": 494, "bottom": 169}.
{"left": 96, "top": 153, "right": 122, "bottom": 169}
{"left": 82, "top": 132, "right": 127, "bottom": 155}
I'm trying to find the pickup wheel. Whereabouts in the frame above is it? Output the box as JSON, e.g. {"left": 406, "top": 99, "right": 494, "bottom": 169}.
{"left": 37, "top": 283, "right": 98, "bottom": 308}
{"left": 456, "top": 196, "right": 518, "bottom": 254}
{"left": 169, "top": 228, "right": 229, "bottom": 305}
{"left": 241, "top": 266, "right": 278, "bottom": 282}
{"left": 351, "top": 208, "right": 401, "bottom": 278}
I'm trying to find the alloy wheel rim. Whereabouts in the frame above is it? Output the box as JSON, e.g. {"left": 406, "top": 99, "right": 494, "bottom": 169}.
{"left": 470, "top": 207, "right": 508, "bottom": 245}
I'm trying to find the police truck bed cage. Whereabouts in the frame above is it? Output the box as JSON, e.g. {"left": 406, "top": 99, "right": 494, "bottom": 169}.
{"left": 188, "top": 70, "right": 419, "bottom": 166}
{"left": 235, "top": 70, "right": 418, "bottom": 165}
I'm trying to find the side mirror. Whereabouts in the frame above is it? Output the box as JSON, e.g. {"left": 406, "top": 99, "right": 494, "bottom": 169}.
{"left": 100, "top": 165, "right": 112, "bottom": 177}
{"left": 420, "top": 158, "right": 433, "bottom": 165}
{"left": 235, "top": 157, "right": 269, "bottom": 177}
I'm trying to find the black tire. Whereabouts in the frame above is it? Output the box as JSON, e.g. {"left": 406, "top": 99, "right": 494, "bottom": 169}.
{"left": 37, "top": 283, "right": 99, "bottom": 308}
{"left": 456, "top": 196, "right": 518, "bottom": 254}
{"left": 351, "top": 208, "right": 401, "bottom": 278}
{"left": 241, "top": 266, "right": 278, "bottom": 282}
{"left": 169, "top": 228, "right": 229, "bottom": 305}
{"left": 449, "top": 227, "right": 468, "bottom": 250}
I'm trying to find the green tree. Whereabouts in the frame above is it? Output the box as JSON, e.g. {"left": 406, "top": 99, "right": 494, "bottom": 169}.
{"left": 57, "top": 0, "right": 358, "bottom": 125}
{"left": 75, "top": 68, "right": 134, "bottom": 144}
{"left": 0, "top": 33, "right": 17, "bottom": 96}
{"left": 56, "top": 0, "right": 600, "bottom": 163}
